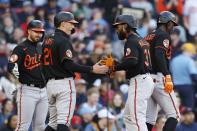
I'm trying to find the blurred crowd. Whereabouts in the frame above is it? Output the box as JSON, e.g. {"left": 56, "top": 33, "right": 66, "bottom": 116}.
{"left": 1, "top": 0, "right": 197, "bottom": 131}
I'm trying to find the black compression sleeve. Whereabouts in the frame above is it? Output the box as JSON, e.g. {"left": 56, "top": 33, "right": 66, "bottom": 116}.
{"left": 63, "top": 59, "right": 92, "bottom": 73}
{"left": 155, "top": 48, "right": 169, "bottom": 75}
{"left": 115, "top": 58, "right": 137, "bottom": 71}
{"left": 7, "top": 62, "right": 15, "bottom": 73}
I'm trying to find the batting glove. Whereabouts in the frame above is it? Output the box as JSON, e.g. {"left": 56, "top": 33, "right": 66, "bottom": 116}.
{"left": 163, "top": 75, "right": 173, "bottom": 93}
{"left": 12, "top": 63, "right": 19, "bottom": 79}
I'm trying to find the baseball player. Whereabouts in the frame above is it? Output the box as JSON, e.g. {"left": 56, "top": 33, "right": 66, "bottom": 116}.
{"left": 7, "top": 20, "right": 48, "bottom": 131}
{"left": 144, "top": 11, "right": 180, "bottom": 131}
{"left": 42, "top": 11, "right": 108, "bottom": 131}
{"left": 110, "top": 14, "right": 154, "bottom": 131}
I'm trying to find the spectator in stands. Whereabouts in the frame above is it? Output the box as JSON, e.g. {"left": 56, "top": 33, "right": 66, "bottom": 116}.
{"left": 183, "top": 0, "right": 197, "bottom": 41}
{"left": 155, "top": 0, "right": 183, "bottom": 16}
{"left": 0, "top": 39, "right": 8, "bottom": 77}
{"left": 0, "top": 99, "right": 14, "bottom": 128}
{"left": 130, "top": 0, "right": 154, "bottom": 14}
{"left": 78, "top": 87, "right": 102, "bottom": 115}
{"left": 84, "top": 108, "right": 115, "bottom": 131}
{"left": 20, "top": 14, "right": 35, "bottom": 35}
{"left": 75, "top": 79, "right": 87, "bottom": 110}
{"left": 194, "top": 33, "right": 197, "bottom": 46}
{"left": 112, "top": 71, "right": 127, "bottom": 91}
{"left": 12, "top": 28, "right": 25, "bottom": 45}
{"left": 18, "top": 1, "right": 34, "bottom": 24}
{"left": 0, "top": 114, "right": 17, "bottom": 131}
{"left": 43, "top": 0, "right": 61, "bottom": 14}
{"left": 34, "top": 7, "right": 46, "bottom": 21}
{"left": 176, "top": 107, "right": 197, "bottom": 131}
{"left": 2, "top": 15, "right": 15, "bottom": 43}
{"left": 170, "top": 28, "right": 183, "bottom": 58}
{"left": 88, "top": 8, "right": 109, "bottom": 34}
{"left": 110, "top": 92, "right": 125, "bottom": 131}
{"left": 152, "top": 115, "right": 167, "bottom": 131}
{"left": 70, "top": 115, "right": 82, "bottom": 131}
{"left": 99, "top": 78, "right": 115, "bottom": 106}
{"left": 0, "top": 0, "right": 10, "bottom": 15}
{"left": 45, "top": 9, "right": 55, "bottom": 34}
{"left": 171, "top": 43, "right": 197, "bottom": 108}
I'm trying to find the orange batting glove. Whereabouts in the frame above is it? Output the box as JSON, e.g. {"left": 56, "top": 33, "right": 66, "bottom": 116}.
{"left": 163, "top": 75, "right": 173, "bottom": 93}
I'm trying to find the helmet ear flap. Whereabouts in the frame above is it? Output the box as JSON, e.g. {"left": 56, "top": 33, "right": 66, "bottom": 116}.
{"left": 125, "top": 24, "right": 131, "bottom": 32}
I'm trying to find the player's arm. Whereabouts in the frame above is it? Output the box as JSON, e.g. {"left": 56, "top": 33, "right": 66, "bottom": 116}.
{"left": 155, "top": 35, "right": 174, "bottom": 93}
{"left": 115, "top": 42, "right": 139, "bottom": 71}
{"left": 62, "top": 59, "right": 92, "bottom": 73}
{"left": 154, "top": 35, "right": 170, "bottom": 75}
{"left": 59, "top": 40, "right": 107, "bottom": 74}
{"left": 8, "top": 46, "right": 24, "bottom": 78}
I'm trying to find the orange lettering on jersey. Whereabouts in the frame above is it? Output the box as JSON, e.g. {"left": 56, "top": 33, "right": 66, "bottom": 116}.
{"left": 24, "top": 54, "right": 41, "bottom": 70}
{"left": 139, "top": 39, "right": 150, "bottom": 47}
{"left": 166, "top": 45, "right": 172, "bottom": 60}
{"left": 144, "top": 34, "right": 155, "bottom": 42}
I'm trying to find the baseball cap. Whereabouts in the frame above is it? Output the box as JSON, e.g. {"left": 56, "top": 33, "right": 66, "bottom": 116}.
{"left": 181, "top": 43, "right": 196, "bottom": 55}
{"left": 181, "top": 107, "right": 193, "bottom": 115}
{"left": 97, "top": 108, "right": 115, "bottom": 119}
{"left": 71, "top": 115, "right": 82, "bottom": 129}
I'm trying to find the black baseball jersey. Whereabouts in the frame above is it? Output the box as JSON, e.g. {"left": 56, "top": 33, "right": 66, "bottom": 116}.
{"left": 144, "top": 28, "right": 171, "bottom": 75}
{"left": 8, "top": 39, "right": 45, "bottom": 85}
{"left": 115, "top": 34, "right": 151, "bottom": 79}
{"left": 42, "top": 29, "right": 92, "bottom": 80}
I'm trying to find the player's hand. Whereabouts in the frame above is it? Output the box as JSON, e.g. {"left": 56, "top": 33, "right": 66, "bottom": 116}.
{"left": 98, "top": 54, "right": 114, "bottom": 67}
{"left": 12, "top": 63, "right": 19, "bottom": 79}
{"left": 98, "top": 54, "right": 115, "bottom": 78}
{"left": 163, "top": 75, "right": 173, "bottom": 93}
{"left": 92, "top": 63, "right": 109, "bottom": 74}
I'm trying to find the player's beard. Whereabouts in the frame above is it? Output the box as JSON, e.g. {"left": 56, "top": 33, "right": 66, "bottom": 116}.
{"left": 71, "top": 28, "right": 76, "bottom": 34}
{"left": 117, "top": 32, "right": 126, "bottom": 40}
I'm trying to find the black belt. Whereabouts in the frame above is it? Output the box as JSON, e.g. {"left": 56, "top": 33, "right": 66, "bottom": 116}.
{"left": 48, "top": 77, "right": 64, "bottom": 80}
{"left": 24, "top": 84, "right": 45, "bottom": 89}
{"left": 48, "top": 76, "right": 74, "bottom": 80}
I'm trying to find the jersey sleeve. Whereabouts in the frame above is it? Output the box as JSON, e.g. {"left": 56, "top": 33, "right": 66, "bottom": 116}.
{"left": 154, "top": 34, "right": 171, "bottom": 75}
{"left": 8, "top": 45, "right": 24, "bottom": 73}
{"left": 9, "top": 45, "right": 24, "bottom": 65}
{"left": 123, "top": 41, "right": 139, "bottom": 60}
{"left": 154, "top": 34, "right": 170, "bottom": 51}
{"left": 115, "top": 41, "right": 139, "bottom": 71}
{"left": 58, "top": 38, "right": 74, "bottom": 62}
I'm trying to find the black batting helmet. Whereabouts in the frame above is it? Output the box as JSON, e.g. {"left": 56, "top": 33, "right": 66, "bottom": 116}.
{"left": 112, "top": 15, "right": 137, "bottom": 29}
{"left": 157, "top": 11, "right": 178, "bottom": 26}
{"left": 54, "top": 11, "right": 78, "bottom": 28}
{"left": 27, "top": 20, "right": 45, "bottom": 32}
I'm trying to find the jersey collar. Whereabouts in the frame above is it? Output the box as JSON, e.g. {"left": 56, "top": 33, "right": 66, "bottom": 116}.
{"left": 55, "top": 29, "right": 70, "bottom": 38}
{"left": 26, "top": 39, "right": 38, "bottom": 47}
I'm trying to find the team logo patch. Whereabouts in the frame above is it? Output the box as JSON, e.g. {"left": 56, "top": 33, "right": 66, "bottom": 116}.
{"left": 9, "top": 54, "right": 18, "bottom": 63}
{"left": 66, "top": 50, "right": 72, "bottom": 58}
{"left": 126, "top": 48, "right": 131, "bottom": 56}
{"left": 163, "top": 39, "right": 169, "bottom": 48}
